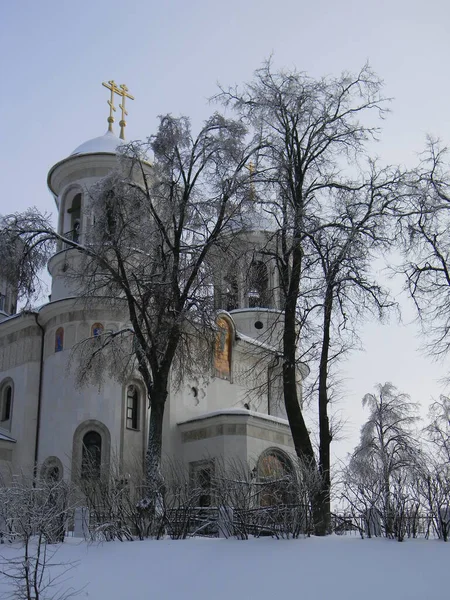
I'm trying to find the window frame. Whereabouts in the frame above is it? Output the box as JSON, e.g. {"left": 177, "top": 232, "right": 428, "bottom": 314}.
{"left": 189, "top": 459, "right": 215, "bottom": 507}
{"left": 55, "top": 327, "right": 64, "bottom": 352}
{"left": 126, "top": 384, "right": 140, "bottom": 431}
{"left": 81, "top": 430, "right": 102, "bottom": 480}
{"left": 0, "top": 380, "right": 13, "bottom": 430}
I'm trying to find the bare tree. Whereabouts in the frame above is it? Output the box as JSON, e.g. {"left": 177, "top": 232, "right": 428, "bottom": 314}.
{"left": 217, "top": 61, "right": 398, "bottom": 533}
{"left": 0, "top": 474, "right": 78, "bottom": 600}
{"left": 348, "top": 382, "right": 420, "bottom": 537}
{"left": 417, "top": 396, "right": 450, "bottom": 540}
{"left": 400, "top": 138, "right": 450, "bottom": 358}
{"left": 0, "top": 113, "right": 258, "bottom": 501}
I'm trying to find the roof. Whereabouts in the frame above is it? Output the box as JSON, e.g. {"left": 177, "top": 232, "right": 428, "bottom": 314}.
{"left": 71, "top": 130, "right": 123, "bottom": 156}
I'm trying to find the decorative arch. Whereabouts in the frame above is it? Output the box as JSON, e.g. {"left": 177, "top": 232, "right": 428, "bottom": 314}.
{"left": 41, "top": 456, "right": 64, "bottom": 482}
{"left": 71, "top": 419, "right": 111, "bottom": 482}
{"left": 257, "top": 448, "right": 294, "bottom": 507}
{"left": 59, "top": 185, "right": 84, "bottom": 243}
{"left": 214, "top": 315, "right": 234, "bottom": 380}
{"left": 0, "top": 378, "right": 14, "bottom": 431}
{"left": 55, "top": 327, "right": 64, "bottom": 352}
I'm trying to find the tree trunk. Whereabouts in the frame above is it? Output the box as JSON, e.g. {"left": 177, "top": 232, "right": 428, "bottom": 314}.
{"left": 282, "top": 242, "right": 317, "bottom": 467}
{"left": 315, "top": 283, "right": 333, "bottom": 535}
{"left": 146, "top": 398, "right": 165, "bottom": 492}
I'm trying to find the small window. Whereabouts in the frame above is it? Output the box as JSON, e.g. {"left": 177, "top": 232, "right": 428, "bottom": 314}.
{"left": 0, "top": 383, "right": 13, "bottom": 430}
{"left": 81, "top": 431, "right": 102, "bottom": 479}
{"left": 91, "top": 323, "right": 104, "bottom": 338}
{"left": 126, "top": 385, "right": 139, "bottom": 430}
{"left": 41, "top": 457, "right": 63, "bottom": 483}
{"left": 55, "top": 327, "right": 64, "bottom": 352}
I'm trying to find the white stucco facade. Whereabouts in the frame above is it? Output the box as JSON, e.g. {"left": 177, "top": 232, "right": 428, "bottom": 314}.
{"left": 0, "top": 128, "right": 309, "bottom": 493}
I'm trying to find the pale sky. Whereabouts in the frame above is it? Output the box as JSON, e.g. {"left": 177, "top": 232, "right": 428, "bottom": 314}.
{"left": 1, "top": 0, "right": 449, "bottom": 460}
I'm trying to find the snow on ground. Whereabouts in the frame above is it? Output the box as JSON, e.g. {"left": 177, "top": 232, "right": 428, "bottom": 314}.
{"left": 0, "top": 535, "right": 448, "bottom": 600}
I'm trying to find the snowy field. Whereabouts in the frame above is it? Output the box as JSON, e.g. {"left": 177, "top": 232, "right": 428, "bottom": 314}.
{"left": 0, "top": 535, "right": 448, "bottom": 600}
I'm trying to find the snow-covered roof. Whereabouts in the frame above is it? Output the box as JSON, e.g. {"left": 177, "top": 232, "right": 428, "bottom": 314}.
{"left": 178, "top": 408, "right": 290, "bottom": 427}
{"left": 71, "top": 130, "right": 123, "bottom": 156}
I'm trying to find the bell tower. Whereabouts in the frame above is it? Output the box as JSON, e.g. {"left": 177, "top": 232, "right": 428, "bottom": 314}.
{"left": 46, "top": 81, "right": 134, "bottom": 302}
{"left": 217, "top": 223, "right": 284, "bottom": 349}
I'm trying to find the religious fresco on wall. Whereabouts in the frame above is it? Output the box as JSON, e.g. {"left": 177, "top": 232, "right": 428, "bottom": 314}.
{"left": 258, "top": 452, "right": 292, "bottom": 507}
{"left": 214, "top": 317, "right": 232, "bottom": 380}
{"left": 55, "top": 327, "right": 64, "bottom": 352}
{"left": 91, "top": 322, "right": 104, "bottom": 338}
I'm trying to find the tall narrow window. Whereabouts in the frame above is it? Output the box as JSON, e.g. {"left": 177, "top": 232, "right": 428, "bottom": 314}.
{"left": 224, "top": 271, "right": 238, "bottom": 311}
{"left": 126, "top": 385, "right": 139, "bottom": 430}
{"left": 81, "top": 431, "right": 102, "bottom": 479}
{"left": 1, "top": 386, "right": 12, "bottom": 422}
{"left": 68, "top": 194, "right": 81, "bottom": 243}
{"left": 0, "top": 383, "right": 13, "bottom": 430}
{"left": 248, "top": 260, "right": 269, "bottom": 308}
{"left": 55, "top": 327, "right": 64, "bottom": 352}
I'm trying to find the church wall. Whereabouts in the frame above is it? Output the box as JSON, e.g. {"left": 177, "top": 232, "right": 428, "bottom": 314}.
{"left": 177, "top": 412, "right": 295, "bottom": 476}
{"left": 0, "top": 360, "right": 41, "bottom": 479}
{"left": 36, "top": 303, "right": 142, "bottom": 481}
{"left": 0, "top": 317, "right": 42, "bottom": 479}
{"left": 37, "top": 348, "right": 124, "bottom": 480}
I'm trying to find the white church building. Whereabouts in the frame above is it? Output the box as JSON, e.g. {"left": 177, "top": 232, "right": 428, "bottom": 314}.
{"left": 0, "top": 85, "right": 308, "bottom": 494}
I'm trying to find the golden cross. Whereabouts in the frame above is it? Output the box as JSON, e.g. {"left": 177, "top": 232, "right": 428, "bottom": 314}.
{"left": 102, "top": 81, "right": 134, "bottom": 139}
{"left": 118, "top": 84, "right": 135, "bottom": 140}
{"left": 102, "top": 80, "right": 121, "bottom": 133}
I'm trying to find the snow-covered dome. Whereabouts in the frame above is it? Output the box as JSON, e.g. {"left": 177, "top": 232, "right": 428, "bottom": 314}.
{"left": 71, "top": 130, "right": 123, "bottom": 156}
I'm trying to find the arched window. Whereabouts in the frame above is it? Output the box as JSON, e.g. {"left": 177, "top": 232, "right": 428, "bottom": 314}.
{"left": 72, "top": 420, "right": 110, "bottom": 484}
{"left": 91, "top": 323, "right": 104, "bottom": 338}
{"left": 224, "top": 271, "right": 238, "bottom": 311}
{"left": 126, "top": 385, "right": 140, "bottom": 430}
{"left": 81, "top": 431, "right": 102, "bottom": 479}
{"left": 0, "top": 381, "right": 13, "bottom": 430}
{"left": 68, "top": 193, "right": 82, "bottom": 243}
{"left": 55, "top": 327, "right": 64, "bottom": 352}
{"left": 248, "top": 260, "right": 269, "bottom": 308}
{"left": 257, "top": 450, "right": 293, "bottom": 507}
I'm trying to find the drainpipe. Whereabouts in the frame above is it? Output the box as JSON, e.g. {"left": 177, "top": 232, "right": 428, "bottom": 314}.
{"left": 32, "top": 311, "right": 45, "bottom": 481}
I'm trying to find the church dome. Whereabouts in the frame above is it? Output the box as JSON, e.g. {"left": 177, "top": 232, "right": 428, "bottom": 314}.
{"left": 71, "top": 130, "right": 123, "bottom": 156}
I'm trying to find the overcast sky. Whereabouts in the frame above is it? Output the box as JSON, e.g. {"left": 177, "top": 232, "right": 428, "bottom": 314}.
{"left": 1, "top": 0, "right": 449, "bottom": 459}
